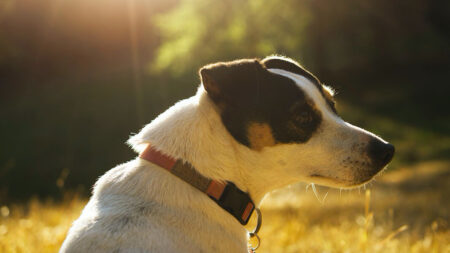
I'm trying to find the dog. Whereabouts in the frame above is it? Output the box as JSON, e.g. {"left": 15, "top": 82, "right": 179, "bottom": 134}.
{"left": 60, "top": 56, "right": 394, "bottom": 253}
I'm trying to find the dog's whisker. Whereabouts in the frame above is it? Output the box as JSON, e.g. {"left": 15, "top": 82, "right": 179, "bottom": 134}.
{"left": 311, "top": 183, "right": 328, "bottom": 204}
{"left": 321, "top": 191, "right": 329, "bottom": 204}
{"left": 305, "top": 183, "right": 313, "bottom": 192}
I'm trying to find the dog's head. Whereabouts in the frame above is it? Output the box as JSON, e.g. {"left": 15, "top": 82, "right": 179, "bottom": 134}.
{"left": 199, "top": 56, "right": 394, "bottom": 188}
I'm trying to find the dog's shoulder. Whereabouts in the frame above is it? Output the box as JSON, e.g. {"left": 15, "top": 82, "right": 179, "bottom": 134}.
{"left": 61, "top": 160, "right": 168, "bottom": 252}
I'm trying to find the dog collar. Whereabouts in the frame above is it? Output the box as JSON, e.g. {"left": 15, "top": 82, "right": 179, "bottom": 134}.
{"left": 139, "top": 144, "right": 256, "bottom": 225}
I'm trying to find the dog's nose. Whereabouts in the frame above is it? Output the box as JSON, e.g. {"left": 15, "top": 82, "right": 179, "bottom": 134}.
{"left": 367, "top": 138, "right": 395, "bottom": 170}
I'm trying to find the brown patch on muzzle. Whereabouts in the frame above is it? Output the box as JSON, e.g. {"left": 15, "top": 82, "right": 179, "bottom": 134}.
{"left": 247, "top": 123, "right": 276, "bottom": 151}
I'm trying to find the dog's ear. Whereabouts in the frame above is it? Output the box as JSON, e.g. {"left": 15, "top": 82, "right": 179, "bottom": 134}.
{"left": 199, "top": 59, "right": 264, "bottom": 104}
{"left": 199, "top": 65, "right": 222, "bottom": 102}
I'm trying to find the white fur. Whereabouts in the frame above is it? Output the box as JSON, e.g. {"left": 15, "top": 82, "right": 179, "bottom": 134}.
{"left": 61, "top": 64, "right": 388, "bottom": 252}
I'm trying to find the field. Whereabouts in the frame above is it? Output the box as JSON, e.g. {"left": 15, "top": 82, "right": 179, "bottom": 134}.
{"left": 0, "top": 161, "right": 448, "bottom": 253}
{"left": 257, "top": 161, "right": 449, "bottom": 253}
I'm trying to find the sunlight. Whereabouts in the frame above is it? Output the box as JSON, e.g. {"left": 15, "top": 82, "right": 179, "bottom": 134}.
{"left": 127, "top": 0, "right": 144, "bottom": 124}
{"left": 1, "top": 0, "right": 448, "bottom": 252}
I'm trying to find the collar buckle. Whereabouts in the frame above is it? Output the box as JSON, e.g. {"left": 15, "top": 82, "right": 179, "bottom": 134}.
{"left": 213, "top": 182, "right": 255, "bottom": 225}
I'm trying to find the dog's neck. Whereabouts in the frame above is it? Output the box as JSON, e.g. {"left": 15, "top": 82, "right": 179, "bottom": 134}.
{"left": 128, "top": 88, "right": 294, "bottom": 205}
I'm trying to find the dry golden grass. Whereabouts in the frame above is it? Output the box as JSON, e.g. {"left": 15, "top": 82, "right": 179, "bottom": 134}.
{"left": 256, "top": 161, "right": 450, "bottom": 253}
{"left": 0, "top": 195, "right": 85, "bottom": 253}
{"left": 1, "top": 161, "right": 449, "bottom": 253}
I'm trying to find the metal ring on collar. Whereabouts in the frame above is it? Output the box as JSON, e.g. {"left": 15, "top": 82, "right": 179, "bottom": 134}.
{"left": 249, "top": 208, "right": 262, "bottom": 250}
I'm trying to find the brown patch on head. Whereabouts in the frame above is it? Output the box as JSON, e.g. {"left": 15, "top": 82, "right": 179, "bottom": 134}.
{"left": 198, "top": 58, "right": 323, "bottom": 149}
{"left": 247, "top": 123, "right": 276, "bottom": 151}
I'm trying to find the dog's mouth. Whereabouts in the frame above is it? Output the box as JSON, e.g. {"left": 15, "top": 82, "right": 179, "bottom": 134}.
{"left": 308, "top": 174, "right": 354, "bottom": 188}
{"left": 309, "top": 168, "right": 385, "bottom": 188}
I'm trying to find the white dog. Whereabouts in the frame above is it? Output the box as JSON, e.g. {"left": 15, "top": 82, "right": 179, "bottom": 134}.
{"left": 60, "top": 56, "right": 394, "bottom": 253}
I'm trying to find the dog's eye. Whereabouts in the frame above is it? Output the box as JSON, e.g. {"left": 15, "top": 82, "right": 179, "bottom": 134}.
{"left": 294, "top": 111, "right": 312, "bottom": 124}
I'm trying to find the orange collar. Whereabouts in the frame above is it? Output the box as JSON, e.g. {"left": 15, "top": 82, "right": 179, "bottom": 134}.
{"left": 139, "top": 144, "right": 255, "bottom": 225}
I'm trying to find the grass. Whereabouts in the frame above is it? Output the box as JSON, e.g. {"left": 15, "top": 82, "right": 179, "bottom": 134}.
{"left": 0, "top": 195, "right": 85, "bottom": 253}
{"left": 0, "top": 162, "right": 448, "bottom": 253}
{"left": 255, "top": 160, "right": 449, "bottom": 253}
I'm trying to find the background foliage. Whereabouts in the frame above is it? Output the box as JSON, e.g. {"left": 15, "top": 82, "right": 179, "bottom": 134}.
{"left": 0, "top": 0, "right": 449, "bottom": 201}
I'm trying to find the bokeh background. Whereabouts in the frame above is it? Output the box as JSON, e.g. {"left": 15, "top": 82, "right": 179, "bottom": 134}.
{"left": 0, "top": 0, "right": 449, "bottom": 252}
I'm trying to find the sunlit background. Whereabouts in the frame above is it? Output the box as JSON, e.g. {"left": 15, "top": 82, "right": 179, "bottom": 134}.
{"left": 0, "top": 0, "right": 449, "bottom": 252}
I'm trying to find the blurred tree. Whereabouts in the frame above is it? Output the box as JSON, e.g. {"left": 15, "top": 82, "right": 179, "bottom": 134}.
{"left": 0, "top": 0, "right": 448, "bottom": 200}
{"left": 152, "top": 0, "right": 312, "bottom": 75}
{"left": 153, "top": 0, "right": 450, "bottom": 77}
